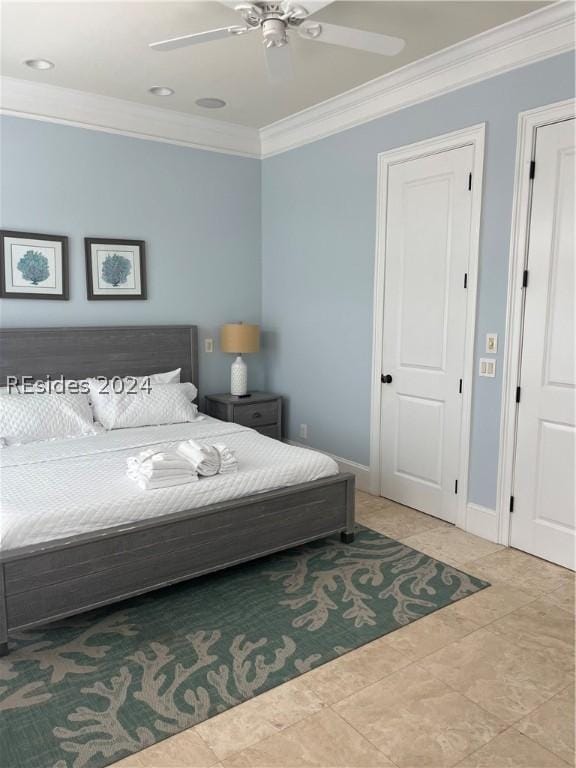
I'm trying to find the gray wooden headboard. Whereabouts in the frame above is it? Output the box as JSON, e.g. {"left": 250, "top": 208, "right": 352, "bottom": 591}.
{"left": 0, "top": 325, "right": 199, "bottom": 388}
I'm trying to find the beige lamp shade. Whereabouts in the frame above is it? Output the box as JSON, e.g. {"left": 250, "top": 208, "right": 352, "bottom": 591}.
{"left": 220, "top": 323, "right": 260, "bottom": 354}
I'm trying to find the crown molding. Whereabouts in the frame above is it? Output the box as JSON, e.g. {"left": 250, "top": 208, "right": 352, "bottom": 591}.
{"left": 0, "top": 76, "right": 261, "bottom": 159}
{"left": 1, "top": 4, "right": 573, "bottom": 160}
{"left": 260, "top": 2, "right": 575, "bottom": 158}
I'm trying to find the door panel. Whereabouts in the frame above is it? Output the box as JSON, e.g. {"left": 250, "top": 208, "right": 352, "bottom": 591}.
{"left": 396, "top": 395, "right": 444, "bottom": 485}
{"left": 380, "top": 146, "right": 474, "bottom": 522}
{"left": 399, "top": 176, "right": 451, "bottom": 370}
{"left": 511, "top": 118, "right": 575, "bottom": 569}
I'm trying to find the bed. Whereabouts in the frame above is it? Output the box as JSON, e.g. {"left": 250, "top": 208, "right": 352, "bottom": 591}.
{"left": 0, "top": 326, "right": 355, "bottom": 655}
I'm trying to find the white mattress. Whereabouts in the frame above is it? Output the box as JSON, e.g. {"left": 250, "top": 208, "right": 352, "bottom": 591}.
{"left": 0, "top": 417, "right": 339, "bottom": 551}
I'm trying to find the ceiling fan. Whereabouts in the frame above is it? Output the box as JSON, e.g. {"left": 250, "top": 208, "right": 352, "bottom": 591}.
{"left": 149, "top": 1, "right": 406, "bottom": 83}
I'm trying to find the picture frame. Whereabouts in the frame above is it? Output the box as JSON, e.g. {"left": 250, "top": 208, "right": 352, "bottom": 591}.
{"left": 0, "top": 230, "right": 69, "bottom": 300}
{"left": 85, "top": 237, "right": 147, "bottom": 300}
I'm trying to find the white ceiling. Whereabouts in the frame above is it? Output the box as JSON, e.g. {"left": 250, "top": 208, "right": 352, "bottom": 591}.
{"left": 1, "top": 1, "right": 549, "bottom": 128}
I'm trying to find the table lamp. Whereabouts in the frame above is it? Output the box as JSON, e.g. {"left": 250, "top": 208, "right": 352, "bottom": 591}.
{"left": 220, "top": 323, "right": 260, "bottom": 397}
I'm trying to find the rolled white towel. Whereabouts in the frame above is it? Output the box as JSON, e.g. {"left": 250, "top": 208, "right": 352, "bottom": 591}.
{"left": 176, "top": 440, "right": 238, "bottom": 476}
{"left": 212, "top": 443, "right": 238, "bottom": 474}
{"left": 176, "top": 440, "right": 220, "bottom": 476}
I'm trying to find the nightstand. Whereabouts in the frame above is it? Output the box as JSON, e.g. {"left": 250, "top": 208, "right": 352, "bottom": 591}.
{"left": 204, "top": 392, "right": 283, "bottom": 440}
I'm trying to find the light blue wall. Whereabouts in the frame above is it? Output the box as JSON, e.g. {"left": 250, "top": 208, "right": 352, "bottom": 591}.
{"left": 0, "top": 116, "right": 263, "bottom": 395}
{"left": 2, "top": 52, "right": 575, "bottom": 509}
{"left": 262, "top": 51, "right": 575, "bottom": 509}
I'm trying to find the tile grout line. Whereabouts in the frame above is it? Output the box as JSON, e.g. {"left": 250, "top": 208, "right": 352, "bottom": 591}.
{"left": 509, "top": 724, "right": 576, "bottom": 768}
{"left": 326, "top": 701, "right": 404, "bottom": 768}
{"left": 453, "top": 726, "right": 513, "bottom": 767}
{"left": 420, "top": 640, "right": 570, "bottom": 730}
{"left": 327, "top": 704, "right": 404, "bottom": 768}
{"left": 317, "top": 595, "right": 569, "bottom": 731}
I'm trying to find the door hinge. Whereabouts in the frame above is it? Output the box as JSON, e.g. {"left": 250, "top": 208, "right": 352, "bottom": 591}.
{"left": 529, "top": 160, "right": 536, "bottom": 179}
{"left": 522, "top": 269, "right": 529, "bottom": 288}
{"left": 464, "top": 272, "right": 468, "bottom": 289}
{"left": 468, "top": 172, "right": 472, "bottom": 191}
{"left": 459, "top": 378, "right": 463, "bottom": 394}
{"left": 455, "top": 479, "right": 459, "bottom": 494}
{"left": 509, "top": 495, "right": 515, "bottom": 513}
{"left": 516, "top": 386, "right": 521, "bottom": 403}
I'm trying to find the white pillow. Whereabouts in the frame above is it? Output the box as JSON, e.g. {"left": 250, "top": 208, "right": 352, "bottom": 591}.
{"left": 88, "top": 381, "right": 199, "bottom": 430}
{"left": 132, "top": 370, "right": 197, "bottom": 402}
{"left": 0, "top": 392, "right": 102, "bottom": 446}
{"left": 178, "top": 381, "right": 197, "bottom": 402}
{"left": 148, "top": 368, "right": 181, "bottom": 384}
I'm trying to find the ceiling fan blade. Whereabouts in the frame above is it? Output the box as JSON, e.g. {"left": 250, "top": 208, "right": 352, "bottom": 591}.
{"left": 264, "top": 43, "right": 293, "bottom": 83}
{"left": 150, "top": 26, "right": 247, "bottom": 51}
{"left": 218, "top": 0, "right": 247, "bottom": 9}
{"left": 300, "top": 1, "right": 333, "bottom": 15}
{"left": 299, "top": 22, "right": 405, "bottom": 56}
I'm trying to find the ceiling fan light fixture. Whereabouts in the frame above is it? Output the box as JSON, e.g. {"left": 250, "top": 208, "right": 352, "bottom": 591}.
{"left": 195, "top": 97, "right": 227, "bottom": 109}
{"left": 149, "top": 86, "right": 174, "bottom": 96}
{"left": 262, "top": 18, "right": 287, "bottom": 46}
{"left": 24, "top": 58, "right": 54, "bottom": 70}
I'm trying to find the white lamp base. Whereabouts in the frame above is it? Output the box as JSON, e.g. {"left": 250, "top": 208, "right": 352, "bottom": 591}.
{"left": 230, "top": 355, "right": 248, "bottom": 396}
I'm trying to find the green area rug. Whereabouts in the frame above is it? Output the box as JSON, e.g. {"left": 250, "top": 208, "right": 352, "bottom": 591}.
{"left": 0, "top": 526, "right": 489, "bottom": 768}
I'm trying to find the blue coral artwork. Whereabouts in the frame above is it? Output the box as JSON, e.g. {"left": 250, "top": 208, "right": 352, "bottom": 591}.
{"left": 86, "top": 239, "right": 146, "bottom": 299}
{"left": 17, "top": 249, "right": 51, "bottom": 285}
{"left": 1, "top": 231, "right": 68, "bottom": 299}
{"left": 100, "top": 253, "right": 133, "bottom": 287}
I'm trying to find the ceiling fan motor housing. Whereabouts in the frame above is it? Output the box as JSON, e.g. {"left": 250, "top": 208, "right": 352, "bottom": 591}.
{"left": 262, "top": 17, "right": 287, "bottom": 46}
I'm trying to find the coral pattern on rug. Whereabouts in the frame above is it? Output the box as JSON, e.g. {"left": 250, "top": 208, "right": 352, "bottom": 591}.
{"left": 0, "top": 527, "right": 489, "bottom": 768}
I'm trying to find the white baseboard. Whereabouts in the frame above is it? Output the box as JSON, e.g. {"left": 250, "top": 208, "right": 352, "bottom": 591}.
{"left": 465, "top": 503, "right": 499, "bottom": 543}
{"left": 289, "top": 440, "right": 498, "bottom": 540}
{"left": 286, "top": 440, "right": 371, "bottom": 492}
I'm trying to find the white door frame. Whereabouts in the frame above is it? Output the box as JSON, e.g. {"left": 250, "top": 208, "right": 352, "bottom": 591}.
{"left": 369, "top": 124, "right": 486, "bottom": 530}
{"left": 496, "top": 98, "right": 575, "bottom": 546}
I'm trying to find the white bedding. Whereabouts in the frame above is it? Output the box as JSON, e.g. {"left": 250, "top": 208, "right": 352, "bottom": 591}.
{"left": 0, "top": 417, "right": 339, "bottom": 550}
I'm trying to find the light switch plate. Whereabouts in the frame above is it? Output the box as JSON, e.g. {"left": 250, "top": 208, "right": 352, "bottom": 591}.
{"left": 479, "top": 358, "right": 496, "bottom": 377}
{"left": 204, "top": 338, "right": 214, "bottom": 353}
{"left": 486, "top": 333, "right": 498, "bottom": 353}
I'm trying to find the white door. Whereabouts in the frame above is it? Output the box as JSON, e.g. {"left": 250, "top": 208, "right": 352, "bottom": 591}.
{"left": 510, "top": 118, "right": 575, "bottom": 570}
{"left": 380, "top": 145, "right": 474, "bottom": 522}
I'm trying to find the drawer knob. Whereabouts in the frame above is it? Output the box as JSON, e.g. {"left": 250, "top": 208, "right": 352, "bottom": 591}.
{"left": 253, "top": 411, "right": 262, "bottom": 418}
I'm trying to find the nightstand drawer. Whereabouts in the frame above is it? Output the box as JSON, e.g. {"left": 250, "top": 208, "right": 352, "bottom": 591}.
{"left": 233, "top": 400, "right": 278, "bottom": 427}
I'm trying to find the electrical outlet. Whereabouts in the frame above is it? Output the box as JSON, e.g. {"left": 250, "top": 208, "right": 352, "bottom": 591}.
{"left": 299, "top": 424, "right": 308, "bottom": 440}
{"left": 204, "top": 338, "right": 214, "bottom": 353}
{"left": 486, "top": 333, "right": 498, "bottom": 353}
{"left": 479, "top": 358, "right": 496, "bottom": 377}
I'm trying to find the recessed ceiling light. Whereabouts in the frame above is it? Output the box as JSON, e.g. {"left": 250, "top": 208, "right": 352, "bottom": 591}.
{"left": 24, "top": 59, "right": 54, "bottom": 70}
{"left": 149, "top": 86, "right": 174, "bottom": 96}
{"left": 195, "top": 97, "right": 226, "bottom": 109}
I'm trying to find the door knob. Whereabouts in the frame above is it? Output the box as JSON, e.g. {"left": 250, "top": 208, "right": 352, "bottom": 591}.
{"left": 381, "top": 374, "right": 393, "bottom": 384}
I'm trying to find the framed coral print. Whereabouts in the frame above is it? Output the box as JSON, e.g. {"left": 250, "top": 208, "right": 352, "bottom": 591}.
{"left": 85, "top": 238, "right": 147, "bottom": 300}
{"left": 0, "top": 230, "right": 69, "bottom": 300}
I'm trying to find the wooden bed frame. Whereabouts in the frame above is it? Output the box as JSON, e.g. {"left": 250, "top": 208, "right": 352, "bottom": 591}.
{"left": 0, "top": 326, "right": 355, "bottom": 655}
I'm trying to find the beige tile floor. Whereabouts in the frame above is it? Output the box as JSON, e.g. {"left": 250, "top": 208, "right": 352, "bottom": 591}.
{"left": 113, "top": 492, "right": 575, "bottom": 768}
